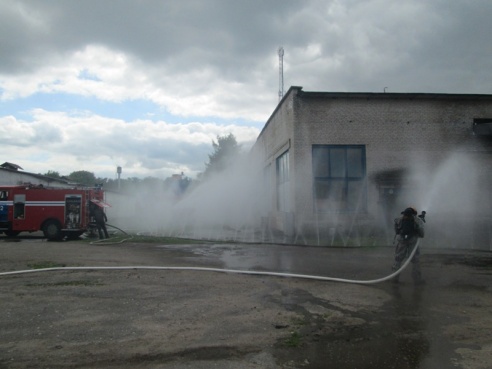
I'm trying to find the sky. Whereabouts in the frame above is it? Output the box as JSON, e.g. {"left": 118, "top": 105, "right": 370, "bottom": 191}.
{"left": 1, "top": 0, "right": 491, "bottom": 180}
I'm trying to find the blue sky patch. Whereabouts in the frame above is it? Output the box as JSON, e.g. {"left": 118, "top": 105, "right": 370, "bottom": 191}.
{"left": 0, "top": 92, "right": 263, "bottom": 128}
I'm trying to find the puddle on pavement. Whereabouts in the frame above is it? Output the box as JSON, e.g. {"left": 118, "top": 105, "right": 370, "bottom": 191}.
{"left": 155, "top": 243, "right": 479, "bottom": 368}
{"left": 273, "top": 285, "right": 459, "bottom": 369}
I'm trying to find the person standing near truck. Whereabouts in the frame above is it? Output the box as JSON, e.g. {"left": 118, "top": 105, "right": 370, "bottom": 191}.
{"left": 92, "top": 204, "right": 109, "bottom": 239}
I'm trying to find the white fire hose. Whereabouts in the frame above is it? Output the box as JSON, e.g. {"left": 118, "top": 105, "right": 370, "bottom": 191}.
{"left": 0, "top": 240, "right": 420, "bottom": 284}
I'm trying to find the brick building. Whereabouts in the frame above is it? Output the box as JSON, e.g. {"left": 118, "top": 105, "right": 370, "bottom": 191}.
{"left": 252, "top": 87, "right": 492, "bottom": 250}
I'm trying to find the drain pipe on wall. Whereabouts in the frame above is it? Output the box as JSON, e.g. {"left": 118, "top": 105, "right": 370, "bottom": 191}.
{"left": 0, "top": 240, "right": 420, "bottom": 285}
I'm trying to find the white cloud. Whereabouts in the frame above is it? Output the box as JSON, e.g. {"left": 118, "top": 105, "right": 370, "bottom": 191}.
{"left": 1, "top": 45, "right": 146, "bottom": 101}
{"left": 0, "top": 111, "right": 259, "bottom": 179}
{"left": 1, "top": 0, "right": 491, "bottom": 179}
{"left": 0, "top": 44, "right": 275, "bottom": 121}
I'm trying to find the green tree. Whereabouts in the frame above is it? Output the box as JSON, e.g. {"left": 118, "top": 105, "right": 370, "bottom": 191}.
{"left": 43, "top": 170, "right": 61, "bottom": 178}
{"left": 68, "top": 170, "right": 97, "bottom": 186}
{"left": 203, "top": 133, "right": 241, "bottom": 178}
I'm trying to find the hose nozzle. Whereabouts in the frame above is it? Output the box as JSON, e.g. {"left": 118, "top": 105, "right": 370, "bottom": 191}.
{"left": 418, "top": 211, "right": 426, "bottom": 223}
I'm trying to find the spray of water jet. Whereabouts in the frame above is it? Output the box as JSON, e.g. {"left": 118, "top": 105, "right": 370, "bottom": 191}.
{"left": 409, "top": 151, "right": 490, "bottom": 250}
{"left": 105, "top": 145, "right": 490, "bottom": 250}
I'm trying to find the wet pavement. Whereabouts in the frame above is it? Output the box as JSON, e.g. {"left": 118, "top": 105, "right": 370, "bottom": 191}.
{"left": 1, "top": 235, "right": 491, "bottom": 368}
{"left": 160, "top": 242, "right": 492, "bottom": 368}
{"left": 160, "top": 242, "right": 395, "bottom": 280}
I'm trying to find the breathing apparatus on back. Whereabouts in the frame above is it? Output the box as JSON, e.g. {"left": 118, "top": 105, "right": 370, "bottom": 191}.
{"left": 394, "top": 207, "right": 426, "bottom": 241}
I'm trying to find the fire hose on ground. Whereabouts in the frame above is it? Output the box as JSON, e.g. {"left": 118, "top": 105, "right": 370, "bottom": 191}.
{"left": 88, "top": 223, "right": 134, "bottom": 245}
{"left": 0, "top": 239, "right": 421, "bottom": 284}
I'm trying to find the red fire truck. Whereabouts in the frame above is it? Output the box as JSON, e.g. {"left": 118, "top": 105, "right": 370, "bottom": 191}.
{"left": 0, "top": 184, "right": 109, "bottom": 240}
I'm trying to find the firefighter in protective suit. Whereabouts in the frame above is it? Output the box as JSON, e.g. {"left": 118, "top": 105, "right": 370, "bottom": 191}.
{"left": 91, "top": 204, "right": 109, "bottom": 239}
{"left": 392, "top": 207, "right": 425, "bottom": 285}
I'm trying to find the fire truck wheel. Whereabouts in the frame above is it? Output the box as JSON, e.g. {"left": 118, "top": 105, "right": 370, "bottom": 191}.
{"left": 4, "top": 230, "right": 21, "bottom": 237}
{"left": 43, "top": 220, "right": 62, "bottom": 240}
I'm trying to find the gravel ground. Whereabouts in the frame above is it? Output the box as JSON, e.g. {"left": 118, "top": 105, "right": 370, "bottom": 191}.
{"left": 0, "top": 236, "right": 491, "bottom": 369}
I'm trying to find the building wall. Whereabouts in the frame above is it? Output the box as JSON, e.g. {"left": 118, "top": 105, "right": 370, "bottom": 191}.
{"left": 0, "top": 169, "right": 72, "bottom": 188}
{"left": 253, "top": 87, "right": 492, "bottom": 249}
{"left": 252, "top": 91, "right": 297, "bottom": 233}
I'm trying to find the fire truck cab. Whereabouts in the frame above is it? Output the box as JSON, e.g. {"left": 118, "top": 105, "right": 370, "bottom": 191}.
{"left": 0, "top": 185, "right": 108, "bottom": 240}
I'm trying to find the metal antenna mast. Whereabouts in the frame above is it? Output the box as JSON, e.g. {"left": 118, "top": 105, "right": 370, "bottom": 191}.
{"left": 278, "top": 47, "right": 284, "bottom": 101}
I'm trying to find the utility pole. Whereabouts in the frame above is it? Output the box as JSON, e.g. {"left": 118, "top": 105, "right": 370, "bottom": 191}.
{"left": 117, "top": 166, "right": 122, "bottom": 190}
{"left": 278, "top": 47, "right": 284, "bottom": 102}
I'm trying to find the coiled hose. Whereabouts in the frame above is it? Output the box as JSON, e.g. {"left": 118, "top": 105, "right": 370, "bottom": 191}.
{"left": 0, "top": 239, "right": 420, "bottom": 284}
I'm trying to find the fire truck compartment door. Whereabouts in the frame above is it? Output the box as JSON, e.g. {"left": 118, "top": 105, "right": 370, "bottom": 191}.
{"left": 14, "top": 194, "right": 26, "bottom": 219}
{"left": 0, "top": 193, "right": 9, "bottom": 222}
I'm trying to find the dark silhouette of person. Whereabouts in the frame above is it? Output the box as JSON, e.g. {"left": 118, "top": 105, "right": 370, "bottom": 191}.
{"left": 392, "top": 207, "right": 425, "bottom": 285}
{"left": 93, "top": 205, "right": 109, "bottom": 239}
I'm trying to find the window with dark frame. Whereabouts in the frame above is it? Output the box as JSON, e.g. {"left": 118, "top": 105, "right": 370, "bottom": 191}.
{"left": 312, "top": 145, "right": 367, "bottom": 213}
{"left": 276, "top": 151, "right": 290, "bottom": 212}
{"left": 473, "top": 118, "right": 492, "bottom": 136}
